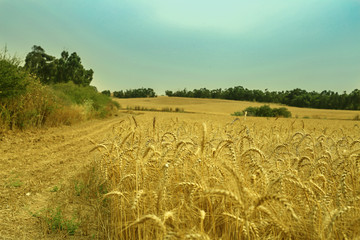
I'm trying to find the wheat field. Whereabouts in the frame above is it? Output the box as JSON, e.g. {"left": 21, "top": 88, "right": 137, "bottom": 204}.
{"left": 114, "top": 96, "right": 360, "bottom": 120}
{"left": 92, "top": 112, "right": 360, "bottom": 239}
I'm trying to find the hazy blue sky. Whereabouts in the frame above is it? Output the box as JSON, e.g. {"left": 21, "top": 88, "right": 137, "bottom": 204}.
{"left": 1, "top": 0, "right": 360, "bottom": 94}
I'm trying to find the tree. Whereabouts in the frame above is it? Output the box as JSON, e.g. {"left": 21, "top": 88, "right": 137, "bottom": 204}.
{"left": 101, "top": 90, "right": 111, "bottom": 96}
{"left": 24, "top": 45, "right": 56, "bottom": 84}
{"left": 113, "top": 88, "right": 156, "bottom": 98}
{"left": 113, "top": 90, "right": 124, "bottom": 98}
{"left": 349, "top": 89, "right": 360, "bottom": 110}
{"left": 24, "top": 46, "right": 93, "bottom": 86}
{"left": 165, "top": 90, "right": 173, "bottom": 96}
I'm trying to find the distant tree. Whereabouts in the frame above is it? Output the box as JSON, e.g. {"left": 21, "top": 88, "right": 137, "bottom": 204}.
{"left": 113, "top": 88, "right": 156, "bottom": 98}
{"left": 164, "top": 86, "right": 360, "bottom": 110}
{"left": 113, "top": 90, "right": 124, "bottom": 98}
{"left": 349, "top": 89, "right": 360, "bottom": 110}
{"left": 211, "top": 88, "right": 222, "bottom": 98}
{"left": 101, "top": 90, "right": 111, "bottom": 96}
{"left": 165, "top": 90, "right": 173, "bottom": 96}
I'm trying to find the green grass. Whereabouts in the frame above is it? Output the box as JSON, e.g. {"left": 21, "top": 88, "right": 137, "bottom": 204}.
{"left": 74, "top": 180, "right": 85, "bottom": 196}
{"left": 51, "top": 82, "right": 120, "bottom": 119}
{"left": 5, "top": 177, "right": 23, "bottom": 188}
{"left": 50, "top": 185, "right": 59, "bottom": 192}
{"left": 32, "top": 207, "right": 80, "bottom": 235}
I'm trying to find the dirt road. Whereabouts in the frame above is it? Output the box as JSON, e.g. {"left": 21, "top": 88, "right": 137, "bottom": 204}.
{"left": 0, "top": 115, "right": 126, "bottom": 239}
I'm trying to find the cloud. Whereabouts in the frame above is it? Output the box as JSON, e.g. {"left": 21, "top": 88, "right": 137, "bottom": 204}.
{"left": 124, "top": 0, "right": 337, "bottom": 35}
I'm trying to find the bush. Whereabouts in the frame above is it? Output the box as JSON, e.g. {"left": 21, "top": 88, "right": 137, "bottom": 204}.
{"left": 0, "top": 80, "right": 119, "bottom": 130}
{"left": 0, "top": 48, "right": 119, "bottom": 131}
{"left": 51, "top": 82, "right": 119, "bottom": 118}
{"left": 272, "top": 107, "right": 292, "bottom": 118}
{"left": 232, "top": 111, "right": 244, "bottom": 116}
{"left": 233, "top": 105, "right": 292, "bottom": 118}
{"left": 0, "top": 50, "right": 29, "bottom": 99}
{"left": 0, "top": 79, "right": 59, "bottom": 130}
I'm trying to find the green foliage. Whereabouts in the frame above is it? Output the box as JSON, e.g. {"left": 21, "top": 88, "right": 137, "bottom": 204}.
{"left": 233, "top": 105, "right": 292, "bottom": 118}
{"left": 24, "top": 45, "right": 93, "bottom": 86}
{"left": 50, "top": 185, "right": 59, "bottom": 192}
{"left": 113, "top": 88, "right": 156, "bottom": 98}
{"left": 74, "top": 180, "right": 85, "bottom": 196}
{"left": 5, "top": 174, "right": 23, "bottom": 188}
{"left": 34, "top": 207, "right": 80, "bottom": 235}
{"left": 0, "top": 47, "right": 118, "bottom": 131}
{"left": 101, "top": 90, "right": 111, "bottom": 96}
{"left": 51, "top": 82, "right": 119, "bottom": 118}
{"left": 166, "top": 86, "right": 360, "bottom": 110}
{"left": 232, "top": 111, "right": 244, "bottom": 116}
{"left": 0, "top": 79, "right": 59, "bottom": 130}
{"left": 271, "top": 107, "right": 292, "bottom": 118}
{"left": 0, "top": 79, "right": 119, "bottom": 130}
{"left": 0, "top": 49, "right": 29, "bottom": 99}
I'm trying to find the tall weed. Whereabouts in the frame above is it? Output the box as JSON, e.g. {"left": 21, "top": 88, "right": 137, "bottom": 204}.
{"left": 51, "top": 82, "right": 119, "bottom": 119}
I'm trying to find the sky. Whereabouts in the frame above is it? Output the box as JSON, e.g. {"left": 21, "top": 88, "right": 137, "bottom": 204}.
{"left": 1, "top": 0, "right": 360, "bottom": 94}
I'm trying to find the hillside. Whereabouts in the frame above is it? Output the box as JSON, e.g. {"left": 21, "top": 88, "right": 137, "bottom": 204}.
{"left": 114, "top": 96, "right": 360, "bottom": 120}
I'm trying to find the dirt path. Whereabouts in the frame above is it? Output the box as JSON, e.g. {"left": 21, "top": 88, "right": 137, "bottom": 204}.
{"left": 0, "top": 115, "right": 126, "bottom": 239}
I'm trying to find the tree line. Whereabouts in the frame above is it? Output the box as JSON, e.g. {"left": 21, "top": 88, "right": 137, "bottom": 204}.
{"left": 112, "top": 88, "right": 157, "bottom": 98}
{"left": 165, "top": 87, "right": 360, "bottom": 110}
{"left": 21, "top": 45, "right": 359, "bottom": 111}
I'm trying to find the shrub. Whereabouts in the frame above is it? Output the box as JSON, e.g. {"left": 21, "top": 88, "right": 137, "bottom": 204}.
{"left": 272, "top": 107, "right": 292, "bottom": 118}
{"left": 51, "top": 82, "right": 119, "bottom": 118}
{"left": 0, "top": 78, "right": 119, "bottom": 130}
{"left": 233, "top": 105, "right": 292, "bottom": 118}
{"left": 0, "top": 50, "right": 29, "bottom": 99}
{"left": 231, "top": 111, "right": 244, "bottom": 116}
{"left": 0, "top": 48, "right": 119, "bottom": 131}
{"left": 0, "top": 79, "right": 58, "bottom": 130}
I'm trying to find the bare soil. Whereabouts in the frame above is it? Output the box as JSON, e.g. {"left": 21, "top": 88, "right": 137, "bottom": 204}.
{"left": 0, "top": 116, "right": 125, "bottom": 239}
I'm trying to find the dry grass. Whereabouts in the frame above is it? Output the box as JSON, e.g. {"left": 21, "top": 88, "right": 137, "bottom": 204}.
{"left": 92, "top": 113, "right": 360, "bottom": 239}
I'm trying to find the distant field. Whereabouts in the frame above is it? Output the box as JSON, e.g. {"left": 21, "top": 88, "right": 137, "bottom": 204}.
{"left": 113, "top": 96, "right": 360, "bottom": 120}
